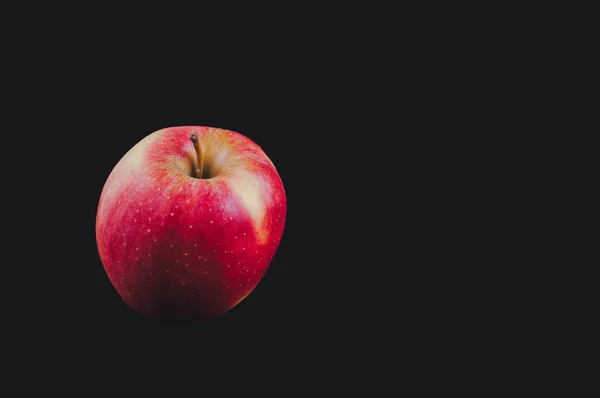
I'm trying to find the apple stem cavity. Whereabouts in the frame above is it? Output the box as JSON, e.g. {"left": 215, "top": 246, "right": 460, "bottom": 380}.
{"left": 190, "top": 132, "right": 205, "bottom": 179}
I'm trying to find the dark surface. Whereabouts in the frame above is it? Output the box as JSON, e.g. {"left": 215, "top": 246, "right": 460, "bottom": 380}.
{"left": 24, "top": 59, "right": 454, "bottom": 355}
{"left": 13, "top": 19, "right": 501, "bottom": 379}
{"left": 6, "top": 7, "right": 571, "bottom": 390}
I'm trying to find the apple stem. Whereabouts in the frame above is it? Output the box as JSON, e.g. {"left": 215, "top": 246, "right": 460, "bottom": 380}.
{"left": 190, "top": 132, "right": 204, "bottom": 178}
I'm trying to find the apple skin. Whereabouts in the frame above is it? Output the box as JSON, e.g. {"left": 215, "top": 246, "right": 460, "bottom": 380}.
{"left": 95, "top": 126, "right": 286, "bottom": 321}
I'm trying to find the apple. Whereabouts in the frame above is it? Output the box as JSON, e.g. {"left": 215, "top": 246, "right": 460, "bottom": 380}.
{"left": 95, "top": 126, "right": 287, "bottom": 321}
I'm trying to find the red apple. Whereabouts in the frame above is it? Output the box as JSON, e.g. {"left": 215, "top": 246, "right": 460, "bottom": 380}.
{"left": 95, "top": 126, "right": 287, "bottom": 321}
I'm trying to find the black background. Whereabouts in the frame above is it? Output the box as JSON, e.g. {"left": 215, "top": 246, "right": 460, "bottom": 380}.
{"left": 27, "top": 72, "right": 466, "bottom": 379}
{"left": 6, "top": 8, "right": 530, "bottom": 385}
{"left": 17, "top": 37, "right": 463, "bottom": 353}
{"left": 5, "top": 4, "right": 586, "bottom": 391}
{"left": 23, "top": 49, "right": 407, "bottom": 365}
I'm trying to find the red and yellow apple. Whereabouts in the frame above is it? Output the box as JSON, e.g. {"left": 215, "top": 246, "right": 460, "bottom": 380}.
{"left": 95, "top": 126, "right": 286, "bottom": 321}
